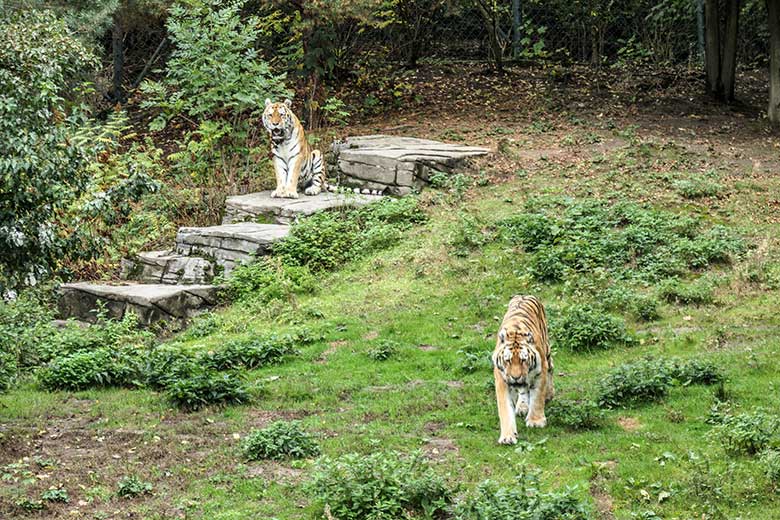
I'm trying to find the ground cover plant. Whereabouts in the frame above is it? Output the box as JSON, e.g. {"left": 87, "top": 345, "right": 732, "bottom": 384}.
{"left": 242, "top": 421, "right": 320, "bottom": 461}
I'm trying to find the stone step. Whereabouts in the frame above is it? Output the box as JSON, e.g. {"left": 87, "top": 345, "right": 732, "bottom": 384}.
{"left": 223, "top": 190, "right": 383, "bottom": 225}
{"left": 329, "top": 135, "right": 490, "bottom": 195}
{"left": 120, "top": 251, "right": 215, "bottom": 285}
{"left": 175, "top": 222, "right": 290, "bottom": 277}
{"left": 58, "top": 282, "right": 218, "bottom": 326}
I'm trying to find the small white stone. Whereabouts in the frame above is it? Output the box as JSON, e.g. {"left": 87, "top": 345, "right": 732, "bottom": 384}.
{"left": 353, "top": 188, "right": 361, "bottom": 194}
{"left": 361, "top": 189, "right": 370, "bottom": 195}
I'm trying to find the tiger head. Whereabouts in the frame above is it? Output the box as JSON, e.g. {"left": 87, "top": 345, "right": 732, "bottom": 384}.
{"left": 263, "top": 98, "right": 294, "bottom": 143}
{"left": 493, "top": 327, "right": 538, "bottom": 385}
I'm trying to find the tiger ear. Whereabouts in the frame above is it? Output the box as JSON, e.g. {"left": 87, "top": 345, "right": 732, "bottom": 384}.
{"left": 264, "top": 98, "right": 272, "bottom": 107}
{"left": 498, "top": 328, "right": 506, "bottom": 343}
{"left": 284, "top": 98, "right": 293, "bottom": 108}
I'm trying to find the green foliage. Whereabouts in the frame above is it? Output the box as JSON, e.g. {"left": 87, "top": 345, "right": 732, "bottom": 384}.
{"left": 164, "top": 371, "right": 250, "bottom": 411}
{"left": 275, "top": 197, "right": 426, "bottom": 271}
{"left": 367, "top": 340, "right": 400, "bottom": 361}
{"left": 710, "top": 411, "right": 778, "bottom": 455}
{"left": 199, "top": 335, "right": 299, "bottom": 371}
{"left": 554, "top": 304, "right": 634, "bottom": 352}
{"left": 759, "top": 449, "right": 780, "bottom": 486}
{"left": 0, "top": 349, "right": 17, "bottom": 393}
{"left": 672, "top": 175, "right": 723, "bottom": 199}
{"left": 497, "top": 198, "right": 745, "bottom": 285}
{"left": 242, "top": 420, "right": 320, "bottom": 461}
{"left": 40, "top": 488, "right": 69, "bottom": 503}
{"left": 658, "top": 278, "right": 715, "bottom": 305}
{"left": 321, "top": 96, "right": 351, "bottom": 126}
{"left": 224, "top": 258, "right": 316, "bottom": 302}
{"left": 453, "top": 467, "right": 590, "bottom": 520}
{"left": 459, "top": 350, "right": 489, "bottom": 373}
{"left": 597, "top": 359, "right": 673, "bottom": 408}
{"left": 668, "top": 359, "right": 724, "bottom": 386}
{"left": 601, "top": 286, "right": 660, "bottom": 322}
{"left": 116, "top": 475, "right": 153, "bottom": 498}
{"left": 0, "top": 291, "right": 55, "bottom": 368}
{"left": 546, "top": 399, "right": 605, "bottom": 430}
{"left": 37, "top": 348, "right": 144, "bottom": 391}
{"left": 448, "top": 213, "right": 495, "bottom": 257}
{"left": 308, "top": 450, "right": 451, "bottom": 520}
{"left": 144, "top": 344, "right": 198, "bottom": 390}
{"left": 0, "top": 9, "right": 97, "bottom": 291}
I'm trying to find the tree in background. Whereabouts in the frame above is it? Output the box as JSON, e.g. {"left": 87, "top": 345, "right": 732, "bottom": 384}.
{"left": 0, "top": 10, "right": 97, "bottom": 294}
{"left": 769, "top": 0, "right": 780, "bottom": 124}
{"left": 704, "top": 0, "right": 741, "bottom": 101}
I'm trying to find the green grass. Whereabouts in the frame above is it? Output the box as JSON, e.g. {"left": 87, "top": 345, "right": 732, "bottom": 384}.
{"left": 2, "top": 129, "right": 780, "bottom": 519}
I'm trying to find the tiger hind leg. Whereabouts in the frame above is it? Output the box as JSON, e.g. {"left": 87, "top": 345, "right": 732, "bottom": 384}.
{"left": 303, "top": 150, "right": 325, "bottom": 196}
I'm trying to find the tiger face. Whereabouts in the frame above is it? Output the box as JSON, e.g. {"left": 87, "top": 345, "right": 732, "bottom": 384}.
{"left": 263, "top": 98, "right": 293, "bottom": 143}
{"left": 493, "top": 328, "right": 538, "bottom": 385}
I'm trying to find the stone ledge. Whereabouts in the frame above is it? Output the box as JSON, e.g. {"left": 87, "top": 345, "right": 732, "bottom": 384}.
{"left": 222, "top": 190, "right": 382, "bottom": 225}
{"left": 120, "top": 251, "right": 215, "bottom": 285}
{"left": 58, "top": 282, "right": 218, "bottom": 326}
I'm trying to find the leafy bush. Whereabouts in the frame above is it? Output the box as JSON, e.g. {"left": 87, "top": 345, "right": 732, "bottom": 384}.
{"left": 601, "top": 286, "right": 660, "bottom": 322}
{"left": 760, "top": 449, "right": 780, "bottom": 486}
{"left": 367, "top": 340, "right": 400, "bottom": 361}
{"left": 668, "top": 359, "right": 724, "bottom": 386}
{"left": 597, "top": 359, "right": 673, "bottom": 408}
{"left": 242, "top": 420, "right": 320, "bottom": 461}
{"left": 224, "top": 258, "right": 316, "bottom": 302}
{"left": 144, "top": 345, "right": 199, "bottom": 390}
{"left": 460, "top": 350, "right": 489, "bottom": 373}
{"left": 498, "top": 213, "right": 561, "bottom": 253}
{"left": 308, "top": 451, "right": 451, "bottom": 520}
{"left": 116, "top": 475, "right": 153, "bottom": 498}
{"left": 659, "top": 278, "right": 715, "bottom": 305}
{"left": 199, "top": 335, "right": 298, "bottom": 370}
{"left": 710, "top": 411, "right": 778, "bottom": 455}
{"left": 40, "top": 488, "right": 69, "bottom": 503}
{"left": 164, "top": 371, "right": 250, "bottom": 411}
{"left": 275, "top": 197, "right": 426, "bottom": 271}
{"left": 672, "top": 176, "right": 722, "bottom": 199}
{"left": 0, "top": 350, "right": 17, "bottom": 393}
{"left": 448, "top": 213, "right": 495, "bottom": 257}
{"left": 546, "top": 399, "right": 605, "bottom": 430}
{"left": 554, "top": 305, "right": 634, "bottom": 352}
{"left": 0, "top": 290, "right": 55, "bottom": 368}
{"left": 37, "top": 348, "right": 143, "bottom": 391}
{"left": 454, "top": 467, "right": 590, "bottom": 520}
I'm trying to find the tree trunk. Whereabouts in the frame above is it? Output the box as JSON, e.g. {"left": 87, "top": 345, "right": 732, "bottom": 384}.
{"left": 696, "top": 0, "right": 705, "bottom": 62}
{"left": 512, "top": 0, "right": 521, "bottom": 58}
{"left": 704, "top": 0, "right": 721, "bottom": 96}
{"left": 769, "top": 0, "right": 780, "bottom": 124}
{"left": 112, "top": 17, "right": 124, "bottom": 103}
{"left": 475, "top": 1, "right": 503, "bottom": 71}
{"left": 721, "top": 0, "right": 740, "bottom": 101}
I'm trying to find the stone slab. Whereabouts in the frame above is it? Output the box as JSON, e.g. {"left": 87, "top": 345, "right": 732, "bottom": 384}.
{"left": 176, "top": 223, "right": 290, "bottom": 276}
{"left": 223, "top": 191, "right": 382, "bottom": 225}
{"left": 58, "top": 282, "right": 218, "bottom": 326}
{"left": 330, "top": 135, "right": 490, "bottom": 190}
{"left": 120, "top": 251, "right": 215, "bottom": 285}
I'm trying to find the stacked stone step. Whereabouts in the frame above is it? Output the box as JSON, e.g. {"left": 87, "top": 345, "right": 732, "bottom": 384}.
{"left": 57, "top": 135, "right": 490, "bottom": 327}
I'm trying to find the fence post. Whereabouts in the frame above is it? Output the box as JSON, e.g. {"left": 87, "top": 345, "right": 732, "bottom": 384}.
{"left": 512, "top": 0, "right": 522, "bottom": 58}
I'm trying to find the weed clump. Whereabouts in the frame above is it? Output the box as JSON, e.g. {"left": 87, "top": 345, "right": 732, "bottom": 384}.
{"left": 710, "top": 411, "right": 778, "bottom": 455}
{"left": 308, "top": 451, "right": 451, "bottom": 520}
{"left": 242, "top": 420, "right": 320, "bottom": 461}
{"left": 164, "top": 371, "right": 250, "bottom": 411}
{"left": 0, "top": 350, "right": 17, "bottom": 393}
{"left": 200, "top": 335, "right": 298, "bottom": 370}
{"left": 546, "top": 399, "right": 605, "bottom": 430}
{"left": 116, "top": 475, "right": 153, "bottom": 498}
{"left": 659, "top": 278, "right": 715, "bottom": 305}
{"left": 668, "top": 359, "right": 724, "bottom": 386}
{"left": 454, "top": 467, "right": 590, "bottom": 520}
{"left": 367, "top": 340, "right": 400, "bottom": 361}
{"left": 447, "top": 212, "right": 495, "bottom": 257}
{"left": 597, "top": 359, "right": 672, "bottom": 408}
{"left": 37, "top": 348, "right": 143, "bottom": 391}
{"left": 224, "top": 257, "right": 316, "bottom": 302}
{"left": 554, "top": 305, "right": 634, "bottom": 352}
{"left": 40, "top": 488, "right": 69, "bottom": 503}
{"left": 672, "top": 176, "right": 723, "bottom": 199}
{"left": 760, "top": 449, "right": 780, "bottom": 486}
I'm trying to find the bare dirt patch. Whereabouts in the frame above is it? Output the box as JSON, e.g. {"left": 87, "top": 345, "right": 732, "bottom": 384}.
{"left": 417, "top": 344, "right": 439, "bottom": 352}
{"left": 317, "top": 340, "right": 348, "bottom": 364}
{"left": 423, "top": 438, "right": 459, "bottom": 463}
{"left": 617, "top": 417, "right": 642, "bottom": 432}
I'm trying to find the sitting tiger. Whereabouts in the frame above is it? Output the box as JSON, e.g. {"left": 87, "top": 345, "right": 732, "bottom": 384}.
{"left": 492, "top": 295, "right": 555, "bottom": 445}
{"left": 262, "top": 99, "right": 326, "bottom": 199}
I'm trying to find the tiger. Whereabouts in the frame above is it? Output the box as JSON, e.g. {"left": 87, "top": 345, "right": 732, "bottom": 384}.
{"left": 262, "top": 98, "right": 326, "bottom": 199}
{"left": 492, "top": 295, "right": 554, "bottom": 445}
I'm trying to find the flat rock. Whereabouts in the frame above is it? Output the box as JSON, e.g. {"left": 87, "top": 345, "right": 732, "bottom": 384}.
{"left": 331, "top": 135, "right": 490, "bottom": 191}
{"left": 120, "top": 251, "right": 215, "bottom": 285}
{"left": 58, "top": 282, "right": 218, "bottom": 325}
{"left": 176, "top": 223, "right": 290, "bottom": 276}
{"left": 223, "top": 191, "right": 382, "bottom": 225}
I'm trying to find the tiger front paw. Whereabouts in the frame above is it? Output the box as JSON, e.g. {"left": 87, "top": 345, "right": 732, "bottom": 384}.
{"left": 304, "top": 185, "right": 322, "bottom": 196}
{"left": 271, "top": 189, "right": 283, "bottom": 198}
{"left": 525, "top": 415, "right": 547, "bottom": 428}
{"left": 515, "top": 402, "right": 529, "bottom": 416}
{"left": 497, "top": 433, "right": 517, "bottom": 445}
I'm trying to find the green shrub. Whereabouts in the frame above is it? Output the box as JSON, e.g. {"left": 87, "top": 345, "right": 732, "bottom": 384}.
{"left": 672, "top": 176, "right": 722, "bottom": 199}
{"left": 308, "top": 451, "right": 451, "bottom": 520}
{"left": 164, "top": 371, "right": 250, "bottom": 411}
{"left": 116, "top": 475, "right": 153, "bottom": 498}
{"left": 460, "top": 350, "right": 489, "bottom": 373}
{"left": 275, "top": 197, "right": 426, "bottom": 272}
{"left": 40, "top": 488, "right": 69, "bottom": 503}
{"left": 669, "top": 359, "right": 724, "bottom": 386}
{"left": 242, "top": 420, "right": 320, "bottom": 461}
{"left": 448, "top": 213, "right": 495, "bottom": 257}
{"left": 597, "top": 359, "right": 672, "bottom": 408}
{"left": 367, "top": 340, "right": 400, "bottom": 361}
{"left": 554, "top": 305, "right": 634, "bottom": 352}
{"left": 144, "top": 345, "right": 199, "bottom": 390}
{"left": 0, "top": 350, "right": 17, "bottom": 393}
{"left": 0, "top": 291, "right": 55, "bottom": 368}
{"left": 37, "top": 348, "right": 143, "bottom": 391}
{"left": 600, "top": 286, "right": 660, "bottom": 322}
{"left": 710, "top": 411, "right": 778, "bottom": 455}
{"left": 224, "top": 258, "right": 316, "bottom": 302}
{"left": 659, "top": 278, "right": 715, "bottom": 305}
{"left": 200, "top": 335, "right": 298, "bottom": 370}
{"left": 498, "top": 213, "right": 561, "bottom": 253}
{"left": 546, "top": 399, "right": 605, "bottom": 430}
{"left": 528, "top": 248, "right": 568, "bottom": 282}
{"left": 760, "top": 449, "right": 780, "bottom": 486}
{"left": 454, "top": 467, "right": 590, "bottom": 520}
